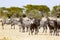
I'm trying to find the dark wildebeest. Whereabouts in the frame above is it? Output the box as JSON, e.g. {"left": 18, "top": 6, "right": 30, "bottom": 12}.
{"left": 56, "top": 20, "right": 60, "bottom": 36}
{"left": 54, "top": 16, "right": 60, "bottom": 36}
{"left": 47, "top": 17, "right": 60, "bottom": 36}
{"left": 47, "top": 18, "right": 56, "bottom": 35}
{"left": 29, "top": 18, "right": 40, "bottom": 35}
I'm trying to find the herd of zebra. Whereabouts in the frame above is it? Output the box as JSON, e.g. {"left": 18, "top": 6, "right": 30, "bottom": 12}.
{"left": 0, "top": 16, "right": 60, "bottom": 36}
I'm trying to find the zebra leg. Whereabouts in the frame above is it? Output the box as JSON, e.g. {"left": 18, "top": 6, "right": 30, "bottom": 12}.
{"left": 43, "top": 27, "right": 45, "bottom": 33}
{"left": 19, "top": 26, "right": 21, "bottom": 32}
{"left": 11, "top": 24, "right": 13, "bottom": 29}
{"left": 56, "top": 29, "right": 59, "bottom": 36}
{"left": 11, "top": 25, "right": 12, "bottom": 29}
{"left": 26, "top": 26, "right": 29, "bottom": 32}
{"left": 29, "top": 28, "right": 30, "bottom": 35}
{"left": 50, "top": 29, "right": 52, "bottom": 35}
{"left": 45, "top": 26, "right": 47, "bottom": 33}
{"left": 22, "top": 26, "right": 25, "bottom": 32}
{"left": 54, "top": 28, "right": 57, "bottom": 36}
{"left": 14, "top": 25, "right": 15, "bottom": 29}
{"left": 2, "top": 26, "right": 4, "bottom": 29}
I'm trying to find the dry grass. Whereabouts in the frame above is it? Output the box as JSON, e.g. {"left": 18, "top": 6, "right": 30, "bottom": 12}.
{"left": 0, "top": 21, "right": 60, "bottom": 40}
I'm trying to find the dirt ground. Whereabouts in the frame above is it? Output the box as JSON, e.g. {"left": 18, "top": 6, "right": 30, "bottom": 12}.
{"left": 0, "top": 22, "right": 60, "bottom": 40}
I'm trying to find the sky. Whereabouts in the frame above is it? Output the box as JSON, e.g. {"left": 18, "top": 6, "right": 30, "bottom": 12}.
{"left": 0, "top": 0, "right": 60, "bottom": 10}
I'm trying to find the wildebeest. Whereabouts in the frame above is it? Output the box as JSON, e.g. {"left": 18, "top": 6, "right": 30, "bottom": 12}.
{"left": 47, "top": 18, "right": 56, "bottom": 35}
{"left": 54, "top": 18, "right": 60, "bottom": 36}
{"left": 46, "top": 17, "right": 60, "bottom": 36}
{"left": 29, "top": 18, "right": 40, "bottom": 35}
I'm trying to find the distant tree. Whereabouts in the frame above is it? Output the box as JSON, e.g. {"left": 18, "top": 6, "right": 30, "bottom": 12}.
{"left": 51, "top": 5, "right": 60, "bottom": 17}
{"left": 7, "top": 7, "right": 24, "bottom": 18}
{"left": 0, "top": 7, "right": 9, "bottom": 18}
{"left": 34, "top": 5, "right": 50, "bottom": 17}
{"left": 24, "top": 4, "right": 50, "bottom": 18}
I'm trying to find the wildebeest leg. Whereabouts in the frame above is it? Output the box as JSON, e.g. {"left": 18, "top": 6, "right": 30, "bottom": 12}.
{"left": 26, "top": 26, "right": 29, "bottom": 32}
{"left": 29, "top": 27, "right": 30, "bottom": 35}
{"left": 45, "top": 26, "right": 47, "bottom": 33}
{"left": 30, "top": 27, "right": 34, "bottom": 35}
{"left": 50, "top": 30, "right": 53, "bottom": 35}
{"left": 57, "top": 25, "right": 60, "bottom": 36}
{"left": 22, "top": 25, "right": 25, "bottom": 32}
{"left": 54, "top": 28, "right": 57, "bottom": 36}
{"left": 56, "top": 29, "right": 59, "bottom": 36}
{"left": 11, "top": 24, "right": 15, "bottom": 29}
{"left": 54, "top": 27, "right": 59, "bottom": 36}
{"left": 35, "top": 28, "right": 38, "bottom": 35}
{"left": 31, "top": 29, "right": 34, "bottom": 35}
{"left": 43, "top": 26, "right": 45, "bottom": 33}
{"left": 2, "top": 26, "right": 4, "bottom": 29}
{"left": 11, "top": 24, "right": 13, "bottom": 29}
{"left": 39, "top": 26, "right": 41, "bottom": 29}
{"left": 49, "top": 27, "right": 53, "bottom": 36}
{"left": 2, "top": 23, "right": 5, "bottom": 29}
{"left": 55, "top": 29, "right": 59, "bottom": 36}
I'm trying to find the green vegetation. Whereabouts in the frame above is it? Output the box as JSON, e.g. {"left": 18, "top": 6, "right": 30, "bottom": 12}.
{"left": 0, "top": 4, "right": 60, "bottom": 18}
